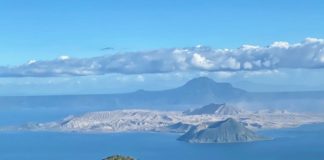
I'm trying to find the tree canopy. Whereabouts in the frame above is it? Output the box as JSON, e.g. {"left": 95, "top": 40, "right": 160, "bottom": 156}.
{"left": 103, "top": 155, "right": 135, "bottom": 160}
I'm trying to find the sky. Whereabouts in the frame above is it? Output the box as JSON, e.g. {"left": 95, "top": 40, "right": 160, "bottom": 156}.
{"left": 1, "top": 0, "right": 324, "bottom": 95}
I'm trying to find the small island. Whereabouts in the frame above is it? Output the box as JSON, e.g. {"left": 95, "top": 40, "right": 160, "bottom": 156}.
{"left": 178, "top": 118, "right": 268, "bottom": 143}
{"left": 103, "top": 155, "right": 135, "bottom": 160}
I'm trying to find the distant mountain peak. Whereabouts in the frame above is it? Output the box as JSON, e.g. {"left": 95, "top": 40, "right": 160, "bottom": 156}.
{"left": 183, "top": 77, "right": 232, "bottom": 87}
{"left": 187, "top": 76, "right": 216, "bottom": 83}
{"left": 179, "top": 77, "right": 245, "bottom": 95}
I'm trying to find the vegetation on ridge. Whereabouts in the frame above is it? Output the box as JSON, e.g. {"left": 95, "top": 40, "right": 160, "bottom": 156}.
{"left": 103, "top": 155, "right": 135, "bottom": 160}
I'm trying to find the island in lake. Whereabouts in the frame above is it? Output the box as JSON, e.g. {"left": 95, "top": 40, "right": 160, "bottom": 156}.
{"left": 178, "top": 118, "right": 269, "bottom": 143}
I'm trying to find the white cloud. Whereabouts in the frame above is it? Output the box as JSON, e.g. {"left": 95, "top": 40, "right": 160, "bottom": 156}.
{"left": 27, "top": 60, "right": 37, "bottom": 65}
{"left": 243, "top": 62, "right": 253, "bottom": 69}
{"left": 304, "top": 37, "right": 324, "bottom": 43}
{"left": 1, "top": 37, "right": 324, "bottom": 77}
{"left": 223, "top": 57, "right": 241, "bottom": 70}
{"left": 58, "top": 55, "right": 70, "bottom": 61}
{"left": 270, "top": 41, "right": 289, "bottom": 49}
{"left": 240, "top": 44, "right": 260, "bottom": 51}
{"left": 191, "top": 53, "right": 214, "bottom": 69}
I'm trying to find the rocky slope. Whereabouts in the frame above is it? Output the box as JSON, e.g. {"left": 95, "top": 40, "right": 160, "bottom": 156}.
{"left": 184, "top": 103, "right": 243, "bottom": 115}
{"left": 19, "top": 106, "right": 324, "bottom": 133}
{"left": 178, "top": 118, "right": 268, "bottom": 143}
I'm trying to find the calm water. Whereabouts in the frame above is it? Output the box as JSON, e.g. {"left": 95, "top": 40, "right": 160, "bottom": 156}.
{"left": 1, "top": 104, "right": 324, "bottom": 160}
{"left": 0, "top": 124, "right": 324, "bottom": 160}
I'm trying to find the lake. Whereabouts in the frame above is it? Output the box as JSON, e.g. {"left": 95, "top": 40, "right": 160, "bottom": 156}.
{"left": 0, "top": 103, "right": 324, "bottom": 160}
{"left": 0, "top": 123, "right": 324, "bottom": 160}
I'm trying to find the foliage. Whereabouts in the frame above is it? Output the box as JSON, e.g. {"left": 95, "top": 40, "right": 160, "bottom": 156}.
{"left": 103, "top": 155, "right": 135, "bottom": 160}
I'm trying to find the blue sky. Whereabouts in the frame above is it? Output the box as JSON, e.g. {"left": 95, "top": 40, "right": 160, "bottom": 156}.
{"left": 1, "top": 0, "right": 324, "bottom": 95}
{"left": 1, "top": 0, "right": 324, "bottom": 64}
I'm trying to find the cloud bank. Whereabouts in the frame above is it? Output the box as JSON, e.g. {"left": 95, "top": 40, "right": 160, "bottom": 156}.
{"left": 1, "top": 38, "right": 324, "bottom": 77}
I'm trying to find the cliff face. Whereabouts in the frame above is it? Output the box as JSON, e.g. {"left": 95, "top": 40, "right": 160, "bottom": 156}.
{"left": 178, "top": 118, "right": 268, "bottom": 143}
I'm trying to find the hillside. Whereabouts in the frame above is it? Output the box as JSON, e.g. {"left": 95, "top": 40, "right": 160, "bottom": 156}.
{"left": 178, "top": 118, "right": 268, "bottom": 143}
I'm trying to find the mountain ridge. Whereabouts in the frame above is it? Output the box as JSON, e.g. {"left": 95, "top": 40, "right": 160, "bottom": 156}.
{"left": 0, "top": 77, "right": 324, "bottom": 111}
{"left": 184, "top": 103, "right": 243, "bottom": 115}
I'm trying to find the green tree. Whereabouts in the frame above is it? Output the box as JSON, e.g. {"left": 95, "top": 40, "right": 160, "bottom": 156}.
{"left": 103, "top": 155, "right": 135, "bottom": 160}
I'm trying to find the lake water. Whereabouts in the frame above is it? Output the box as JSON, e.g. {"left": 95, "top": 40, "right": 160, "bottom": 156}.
{"left": 1, "top": 103, "right": 324, "bottom": 160}
{"left": 1, "top": 123, "right": 324, "bottom": 160}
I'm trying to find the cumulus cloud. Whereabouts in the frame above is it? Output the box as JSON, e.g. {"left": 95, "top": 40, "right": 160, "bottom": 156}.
{"left": 243, "top": 62, "right": 253, "bottom": 69}
{"left": 1, "top": 38, "right": 324, "bottom": 77}
{"left": 58, "top": 55, "right": 71, "bottom": 61}
{"left": 191, "top": 53, "right": 214, "bottom": 69}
